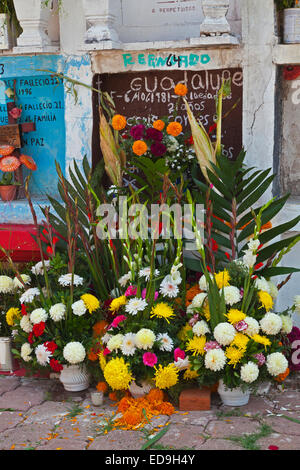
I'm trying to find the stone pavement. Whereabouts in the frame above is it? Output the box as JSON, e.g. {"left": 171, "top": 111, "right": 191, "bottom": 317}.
{"left": 0, "top": 374, "right": 300, "bottom": 451}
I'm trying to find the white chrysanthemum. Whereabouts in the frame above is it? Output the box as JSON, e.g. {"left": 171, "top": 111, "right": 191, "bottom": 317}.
{"left": 247, "top": 239, "right": 260, "bottom": 252}
{"left": 139, "top": 266, "right": 159, "bottom": 281}
{"left": 157, "top": 333, "right": 173, "bottom": 352}
{"left": 268, "top": 281, "right": 279, "bottom": 300}
{"left": 30, "top": 308, "right": 48, "bottom": 325}
{"left": 135, "top": 328, "right": 156, "bottom": 350}
{"left": 118, "top": 272, "right": 132, "bottom": 287}
{"left": 260, "top": 313, "right": 282, "bottom": 335}
{"left": 49, "top": 303, "right": 66, "bottom": 322}
{"left": 280, "top": 315, "right": 293, "bottom": 334}
{"left": 125, "top": 297, "right": 147, "bottom": 315}
{"left": 21, "top": 343, "right": 32, "bottom": 362}
{"left": 254, "top": 277, "right": 271, "bottom": 295}
{"left": 193, "top": 320, "right": 210, "bottom": 337}
{"left": 191, "top": 293, "right": 207, "bottom": 308}
{"left": 72, "top": 300, "right": 87, "bottom": 317}
{"left": 173, "top": 357, "right": 190, "bottom": 370}
{"left": 58, "top": 273, "right": 83, "bottom": 287}
{"left": 244, "top": 317, "right": 260, "bottom": 337}
{"left": 221, "top": 286, "right": 241, "bottom": 306}
{"left": 107, "top": 334, "right": 124, "bottom": 352}
{"left": 31, "top": 260, "right": 50, "bottom": 275}
{"left": 294, "top": 295, "right": 300, "bottom": 314}
{"left": 121, "top": 333, "right": 136, "bottom": 356}
{"left": 19, "top": 287, "right": 40, "bottom": 304}
{"left": 0, "top": 276, "right": 14, "bottom": 294}
{"left": 35, "top": 344, "right": 52, "bottom": 366}
{"left": 205, "top": 349, "right": 227, "bottom": 372}
{"left": 266, "top": 352, "right": 288, "bottom": 377}
{"left": 20, "top": 315, "right": 33, "bottom": 333}
{"left": 240, "top": 361, "right": 259, "bottom": 383}
{"left": 102, "top": 333, "right": 112, "bottom": 344}
{"left": 214, "top": 323, "right": 236, "bottom": 346}
{"left": 243, "top": 250, "right": 257, "bottom": 269}
{"left": 159, "top": 279, "right": 179, "bottom": 298}
{"left": 13, "top": 274, "right": 31, "bottom": 290}
{"left": 63, "top": 341, "right": 86, "bottom": 364}
{"left": 199, "top": 274, "right": 213, "bottom": 292}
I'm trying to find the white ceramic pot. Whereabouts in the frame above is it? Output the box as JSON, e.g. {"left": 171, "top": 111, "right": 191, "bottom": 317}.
{"left": 129, "top": 380, "right": 153, "bottom": 399}
{"left": 59, "top": 364, "right": 90, "bottom": 392}
{"left": 218, "top": 379, "right": 250, "bottom": 406}
{"left": 283, "top": 8, "right": 300, "bottom": 44}
{"left": 0, "top": 337, "right": 14, "bottom": 372}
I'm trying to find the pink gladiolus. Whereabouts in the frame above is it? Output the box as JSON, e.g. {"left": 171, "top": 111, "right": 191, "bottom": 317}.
{"left": 143, "top": 352, "right": 158, "bottom": 367}
{"left": 125, "top": 285, "right": 137, "bottom": 297}
{"left": 174, "top": 348, "right": 185, "bottom": 362}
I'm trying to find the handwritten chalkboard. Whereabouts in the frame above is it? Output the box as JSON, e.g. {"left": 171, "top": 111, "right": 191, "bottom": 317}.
{"left": 93, "top": 68, "right": 243, "bottom": 166}
{"left": 0, "top": 75, "right": 65, "bottom": 197}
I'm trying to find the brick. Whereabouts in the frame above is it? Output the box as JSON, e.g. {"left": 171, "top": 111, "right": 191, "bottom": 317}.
{"left": 179, "top": 388, "right": 211, "bottom": 411}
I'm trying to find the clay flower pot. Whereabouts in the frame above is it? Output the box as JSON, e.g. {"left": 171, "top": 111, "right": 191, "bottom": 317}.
{"left": 0, "top": 185, "right": 17, "bottom": 202}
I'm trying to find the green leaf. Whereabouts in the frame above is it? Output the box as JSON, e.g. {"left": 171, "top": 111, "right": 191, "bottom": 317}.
{"left": 141, "top": 424, "right": 170, "bottom": 450}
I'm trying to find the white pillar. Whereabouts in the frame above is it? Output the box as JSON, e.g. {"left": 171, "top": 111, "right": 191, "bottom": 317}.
{"left": 82, "top": 0, "right": 120, "bottom": 49}
{"left": 13, "top": 0, "right": 59, "bottom": 52}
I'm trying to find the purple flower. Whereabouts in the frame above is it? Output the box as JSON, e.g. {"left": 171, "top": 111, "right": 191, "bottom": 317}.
{"left": 204, "top": 341, "right": 222, "bottom": 352}
{"left": 254, "top": 353, "right": 266, "bottom": 367}
{"left": 146, "top": 128, "right": 163, "bottom": 142}
{"left": 151, "top": 142, "right": 167, "bottom": 157}
{"left": 130, "top": 124, "right": 145, "bottom": 140}
{"left": 234, "top": 320, "right": 248, "bottom": 332}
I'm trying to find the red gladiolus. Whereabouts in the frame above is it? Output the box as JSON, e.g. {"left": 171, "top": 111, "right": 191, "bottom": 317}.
{"left": 21, "top": 304, "right": 27, "bottom": 316}
{"left": 208, "top": 123, "right": 217, "bottom": 134}
{"left": 32, "top": 322, "right": 46, "bottom": 337}
{"left": 254, "top": 262, "right": 264, "bottom": 271}
{"left": 43, "top": 229, "right": 48, "bottom": 236}
{"left": 52, "top": 236, "right": 59, "bottom": 245}
{"left": 46, "top": 246, "right": 53, "bottom": 255}
{"left": 50, "top": 358, "right": 63, "bottom": 372}
{"left": 206, "top": 265, "right": 211, "bottom": 272}
{"left": 211, "top": 239, "right": 218, "bottom": 252}
{"left": 225, "top": 252, "right": 231, "bottom": 260}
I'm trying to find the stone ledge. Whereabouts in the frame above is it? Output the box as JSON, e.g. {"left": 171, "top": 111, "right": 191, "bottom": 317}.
{"left": 273, "top": 44, "right": 300, "bottom": 65}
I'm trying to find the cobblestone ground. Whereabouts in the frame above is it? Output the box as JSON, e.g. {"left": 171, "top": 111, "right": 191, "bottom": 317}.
{"left": 0, "top": 374, "right": 300, "bottom": 451}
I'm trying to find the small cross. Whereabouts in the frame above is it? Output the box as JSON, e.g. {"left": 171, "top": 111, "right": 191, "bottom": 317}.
{"left": 0, "top": 95, "right": 36, "bottom": 200}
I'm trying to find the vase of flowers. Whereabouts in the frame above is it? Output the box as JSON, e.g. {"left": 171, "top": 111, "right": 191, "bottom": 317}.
{"left": 59, "top": 363, "right": 90, "bottom": 392}
{"left": 217, "top": 379, "right": 250, "bottom": 406}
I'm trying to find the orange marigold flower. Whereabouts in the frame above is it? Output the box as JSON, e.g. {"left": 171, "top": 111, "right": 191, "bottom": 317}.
{"left": 186, "top": 284, "right": 202, "bottom": 306}
{"left": 88, "top": 349, "right": 99, "bottom": 361}
{"left": 123, "top": 409, "right": 143, "bottom": 426}
{"left": 174, "top": 83, "right": 188, "bottom": 96}
{"left": 156, "top": 402, "right": 175, "bottom": 415}
{"left": 109, "top": 392, "right": 118, "bottom": 402}
{"left": 153, "top": 120, "right": 165, "bottom": 131}
{"left": 112, "top": 114, "right": 127, "bottom": 131}
{"left": 117, "top": 396, "right": 133, "bottom": 413}
{"left": 132, "top": 140, "right": 148, "bottom": 156}
{"left": 166, "top": 122, "right": 182, "bottom": 137}
{"left": 96, "top": 381, "right": 108, "bottom": 393}
{"left": 147, "top": 388, "right": 164, "bottom": 403}
{"left": 93, "top": 320, "right": 109, "bottom": 338}
{"left": 275, "top": 367, "right": 290, "bottom": 382}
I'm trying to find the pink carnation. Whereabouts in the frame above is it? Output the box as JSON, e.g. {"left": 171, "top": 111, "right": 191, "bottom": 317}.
{"left": 188, "top": 314, "right": 199, "bottom": 327}
{"left": 103, "top": 347, "right": 111, "bottom": 356}
{"left": 204, "top": 341, "right": 221, "bottom": 352}
{"left": 143, "top": 352, "right": 158, "bottom": 367}
{"left": 125, "top": 285, "right": 137, "bottom": 297}
{"left": 234, "top": 320, "right": 248, "bottom": 332}
{"left": 109, "top": 315, "right": 127, "bottom": 329}
{"left": 174, "top": 348, "right": 185, "bottom": 362}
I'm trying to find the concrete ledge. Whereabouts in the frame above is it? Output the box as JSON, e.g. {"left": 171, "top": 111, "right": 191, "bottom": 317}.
{"left": 273, "top": 44, "right": 300, "bottom": 65}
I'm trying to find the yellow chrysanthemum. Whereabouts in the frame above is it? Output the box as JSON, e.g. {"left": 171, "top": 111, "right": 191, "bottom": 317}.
{"left": 251, "top": 334, "right": 272, "bottom": 350}
{"left": 178, "top": 323, "right": 193, "bottom": 342}
{"left": 214, "top": 270, "right": 231, "bottom": 289}
{"left": 202, "top": 300, "right": 211, "bottom": 322}
{"left": 99, "top": 351, "right": 107, "bottom": 372}
{"left": 109, "top": 295, "right": 127, "bottom": 312}
{"left": 231, "top": 332, "right": 249, "bottom": 351}
{"left": 258, "top": 291, "right": 273, "bottom": 312}
{"left": 186, "top": 335, "right": 206, "bottom": 356}
{"left": 104, "top": 357, "right": 133, "bottom": 390}
{"left": 225, "top": 309, "right": 246, "bottom": 325}
{"left": 226, "top": 345, "right": 245, "bottom": 367}
{"left": 183, "top": 369, "right": 199, "bottom": 380}
{"left": 150, "top": 303, "right": 175, "bottom": 323}
{"left": 6, "top": 308, "right": 21, "bottom": 326}
{"left": 154, "top": 364, "right": 179, "bottom": 389}
{"left": 81, "top": 294, "right": 100, "bottom": 313}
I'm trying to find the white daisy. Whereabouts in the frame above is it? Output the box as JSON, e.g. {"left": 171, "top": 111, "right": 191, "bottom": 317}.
{"left": 125, "top": 297, "right": 147, "bottom": 315}
{"left": 139, "top": 266, "right": 159, "bottom": 281}
{"left": 19, "top": 288, "right": 40, "bottom": 304}
{"left": 35, "top": 344, "right": 52, "bottom": 366}
{"left": 159, "top": 279, "right": 179, "bottom": 298}
{"left": 58, "top": 273, "right": 84, "bottom": 287}
{"left": 157, "top": 333, "right": 173, "bottom": 352}
{"left": 121, "top": 333, "right": 136, "bottom": 356}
